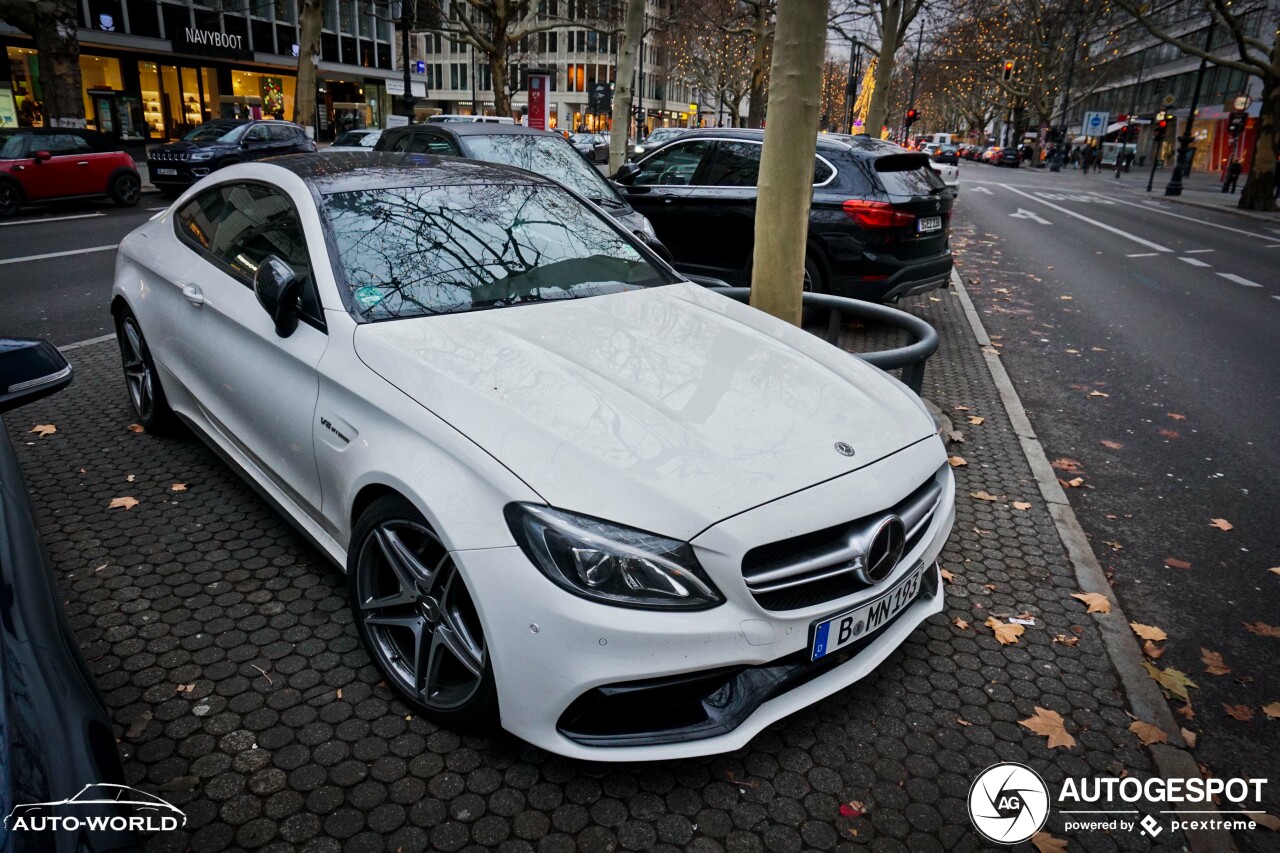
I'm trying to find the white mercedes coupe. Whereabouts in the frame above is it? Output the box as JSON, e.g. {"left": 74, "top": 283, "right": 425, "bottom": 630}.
{"left": 111, "top": 152, "right": 955, "bottom": 760}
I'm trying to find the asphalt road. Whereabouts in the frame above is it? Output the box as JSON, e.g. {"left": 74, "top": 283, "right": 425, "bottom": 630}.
{"left": 953, "top": 163, "right": 1280, "bottom": 844}
{"left": 0, "top": 198, "right": 165, "bottom": 345}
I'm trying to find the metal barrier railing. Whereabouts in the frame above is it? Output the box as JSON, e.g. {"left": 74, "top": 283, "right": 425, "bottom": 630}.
{"left": 715, "top": 288, "right": 939, "bottom": 394}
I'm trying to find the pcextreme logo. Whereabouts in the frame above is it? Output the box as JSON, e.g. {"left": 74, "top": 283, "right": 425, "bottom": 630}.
{"left": 968, "top": 762, "right": 1271, "bottom": 844}
{"left": 4, "top": 783, "right": 186, "bottom": 833}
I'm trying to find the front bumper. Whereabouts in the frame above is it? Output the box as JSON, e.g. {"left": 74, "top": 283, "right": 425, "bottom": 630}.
{"left": 146, "top": 162, "right": 212, "bottom": 187}
{"left": 461, "top": 437, "right": 954, "bottom": 760}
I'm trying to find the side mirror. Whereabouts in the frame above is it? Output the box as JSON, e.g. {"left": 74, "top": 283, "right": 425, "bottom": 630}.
{"left": 0, "top": 338, "right": 73, "bottom": 413}
{"left": 254, "top": 255, "right": 302, "bottom": 337}
{"left": 613, "top": 162, "right": 640, "bottom": 185}
{"left": 33, "top": 150, "right": 52, "bottom": 163}
{"left": 636, "top": 232, "right": 675, "bottom": 267}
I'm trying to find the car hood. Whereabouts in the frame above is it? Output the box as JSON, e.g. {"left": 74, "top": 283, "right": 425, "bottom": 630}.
{"left": 353, "top": 282, "right": 933, "bottom": 540}
{"left": 149, "top": 140, "right": 230, "bottom": 154}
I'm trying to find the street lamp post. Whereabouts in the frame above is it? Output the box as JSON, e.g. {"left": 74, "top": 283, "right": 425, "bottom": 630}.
{"left": 399, "top": 0, "right": 417, "bottom": 118}
{"left": 1051, "top": 26, "right": 1080, "bottom": 173}
{"left": 1165, "top": 24, "right": 1213, "bottom": 196}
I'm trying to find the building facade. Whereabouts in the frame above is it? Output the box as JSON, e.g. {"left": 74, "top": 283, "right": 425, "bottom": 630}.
{"left": 1, "top": 0, "right": 405, "bottom": 148}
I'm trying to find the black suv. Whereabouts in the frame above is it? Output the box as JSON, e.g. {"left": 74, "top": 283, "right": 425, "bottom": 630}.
{"left": 613, "top": 129, "right": 955, "bottom": 302}
{"left": 148, "top": 119, "right": 315, "bottom": 195}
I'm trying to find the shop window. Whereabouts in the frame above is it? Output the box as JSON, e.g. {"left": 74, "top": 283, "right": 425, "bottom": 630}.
{"left": 341, "top": 36, "right": 357, "bottom": 65}
{"left": 321, "top": 32, "right": 339, "bottom": 63}
{"left": 276, "top": 23, "right": 298, "bottom": 53}
{"left": 253, "top": 19, "right": 276, "bottom": 53}
{"left": 376, "top": 44, "right": 391, "bottom": 69}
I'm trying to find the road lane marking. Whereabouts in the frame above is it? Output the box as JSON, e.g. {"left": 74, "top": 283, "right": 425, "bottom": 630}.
{"left": 0, "top": 212, "right": 105, "bottom": 227}
{"left": 0, "top": 244, "right": 116, "bottom": 265}
{"left": 1217, "top": 273, "right": 1262, "bottom": 288}
{"left": 1178, "top": 257, "right": 1211, "bottom": 267}
{"left": 1266, "top": 243, "right": 1280, "bottom": 248}
{"left": 1127, "top": 253, "right": 1159, "bottom": 257}
{"left": 1082, "top": 193, "right": 1274, "bottom": 241}
{"left": 1010, "top": 208, "right": 1052, "bottom": 224}
{"left": 1001, "top": 184, "right": 1171, "bottom": 251}
{"left": 1183, "top": 249, "right": 1214, "bottom": 253}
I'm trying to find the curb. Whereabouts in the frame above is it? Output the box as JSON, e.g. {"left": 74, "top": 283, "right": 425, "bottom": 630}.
{"left": 1160, "top": 195, "right": 1280, "bottom": 224}
{"left": 947, "top": 268, "right": 1239, "bottom": 853}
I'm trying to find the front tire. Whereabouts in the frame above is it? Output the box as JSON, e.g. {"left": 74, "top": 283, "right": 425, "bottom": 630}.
{"left": 111, "top": 172, "right": 141, "bottom": 207}
{"left": 115, "top": 308, "right": 176, "bottom": 432}
{"left": 349, "top": 496, "right": 497, "bottom": 728}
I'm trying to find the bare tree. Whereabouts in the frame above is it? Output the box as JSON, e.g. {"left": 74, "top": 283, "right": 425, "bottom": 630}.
{"left": 1112, "top": 0, "right": 1277, "bottom": 210}
{"left": 293, "top": 0, "right": 324, "bottom": 131}
{"left": 750, "top": 0, "right": 829, "bottom": 324}
{"left": 0, "top": 0, "right": 86, "bottom": 126}
{"left": 846, "top": 0, "right": 926, "bottom": 137}
{"left": 609, "top": 0, "right": 645, "bottom": 169}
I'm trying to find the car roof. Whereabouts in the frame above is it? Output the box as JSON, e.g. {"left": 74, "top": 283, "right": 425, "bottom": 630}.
{"left": 383, "top": 122, "right": 562, "bottom": 140}
{"left": 671, "top": 127, "right": 908, "bottom": 157}
{"left": 267, "top": 151, "right": 560, "bottom": 194}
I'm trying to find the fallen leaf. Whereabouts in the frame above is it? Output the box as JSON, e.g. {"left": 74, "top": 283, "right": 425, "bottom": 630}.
{"left": 31, "top": 424, "right": 57, "bottom": 437}
{"left": 175, "top": 683, "right": 195, "bottom": 693}
{"left": 953, "top": 617, "right": 969, "bottom": 629}
{"left": 1100, "top": 440, "right": 1124, "bottom": 449}
{"left": 1244, "top": 622, "right": 1280, "bottom": 638}
{"left": 1102, "top": 540, "right": 1123, "bottom": 551}
{"left": 1129, "top": 720, "right": 1168, "bottom": 746}
{"left": 1181, "top": 727, "right": 1197, "bottom": 748}
{"left": 940, "top": 568, "right": 956, "bottom": 583}
{"left": 948, "top": 455, "right": 967, "bottom": 468}
{"left": 1143, "top": 662, "right": 1198, "bottom": 702}
{"left": 970, "top": 490, "right": 1000, "bottom": 502}
{"left": 1131, "top": 623, "right": 1168, "bottom": 642}
{"left": 1011, "top": 501, "right": 1032, "bottom": 511}
{"left": 1201, "top": 649, "right": 1231, "bottom": 676}
{"left": 1167, "top": 413, "right": 1186, "bottom": 420}
{"left": 1071, "top": 592, "right": 1112, "bottom": 614}
{"left": 1255, "top": 813, "right": 1280, "bottom": 831}
{"left": 1224, "top": 704, "right": 1254, "bottom": 722}
{"left": 125, "top": 711, "right": 152, "bottom": 739}
{"left": 336, "top": 688, "right": 343, "bottom": 700}
{"left": 1158, "top": 428, "right": 1181, "bottom": 439}
{"left": 1269, "top": 568, "right": 1280, "bottom": 578}
{"left": 1066, "top": 477, "right": 1086, "bottom": 488}
{"left": 1143, "top": 640, "right": 1165, "bottom": 659}
{"left": 1051, "top": 457, "right": 1083, "bottom": 473}
{"left": 1060, "top": 295, "right": 1073, "bottom": 300}
{"left": 1261, "top": 702, "right": 1280, "bottom": 719}
{"left": 838, "top": 801, "right": 865, "bottom": 818}
{"left": 1176, "top": 703, "right": 1195, "bottom": 720}
{"left": 1164, "top": 557, "right": 1192, "bottom": 570}
{"left": 156, "top": 775, "right": 201, "bottom": 793}
{"left": 1053, "top": 634, "right": 1080, "bottom": 647}
{"left": 967, "top": 416, "right": 985, "bottom": 425}
{"left": 948, "top": 430, "right": 965, "bottom": 443}
{"left": 109, "top": 497, "right": 139, "bottom": 510}
{"left": 126, "top": 474, "right": 135, "bottom": 482}
{"left": 127, "top": 423, "right": 146, "bottom": 434}
{"left": 985, "top": 617, "right": 1024, "bottom": 645}
{"left": 1031, "top": 832, "right": 1068, "bottom": 853}
{"left": 1087, "top": 390, "right": 1109, "bottom": 398}
{"left": 954, "top": 405, "right": 970, "bottom": 411}
{"left": 956, "top": 718, "right": 972, "bottom": 726}
{"left": 1209, "top": 518, "right": 1233, "bottom": 532}
{"left": 171, "top": 483, "right": 187, "bottom": 492}
{"left": 1019, "top": 706, "right": 1076, "bottom": 749}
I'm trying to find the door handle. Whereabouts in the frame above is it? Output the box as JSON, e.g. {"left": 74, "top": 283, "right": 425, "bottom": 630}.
{"left": 662, "top": 196, "right": 675, "bottom": 203}
{"left": 77, "top": 161, "right": 90, "bottom": 166}
{"left": 181, "top": 284, "right": 205, "bottom": 307}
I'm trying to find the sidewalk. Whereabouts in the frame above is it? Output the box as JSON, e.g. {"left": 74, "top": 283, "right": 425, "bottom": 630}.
{"left": 6, "top": 289, "right": 1239, "bottom": 852}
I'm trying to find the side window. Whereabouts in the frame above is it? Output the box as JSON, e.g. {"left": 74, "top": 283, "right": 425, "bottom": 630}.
{"left": 245, "top": 125, "right": 271, "bottom": 142}
{"left": 631, "top": 140, "right": 713, "bottom": 186}
{"left": 703, "top": 141, "right": 760, "bottom": 187}
{"left": 45, "top": 134, "right": 89, "bottom": 156}
{"left": 269, "top": 125, "right": 295, "bottom": 142}
{"left": 177, "top": 183, "right": 322, "bottom": 323}
{"left": 422, "top": 135, "right": 460, "bottom": 155}
{"left": 813, "top": 157, "right": 835, "bottom": 186}
{"left": 0, "top": 133, "right": 28, "bottom": 159}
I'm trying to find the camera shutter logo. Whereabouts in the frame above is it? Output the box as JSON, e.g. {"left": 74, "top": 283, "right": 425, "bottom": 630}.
{"left": 968, "top": 762, "right": 1050, "bottom": 844}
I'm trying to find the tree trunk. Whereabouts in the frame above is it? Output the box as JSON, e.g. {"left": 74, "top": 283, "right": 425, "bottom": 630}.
{"left": 1238, "top": 70, "right": 1277, "bottom": 212}
{"left": 745, "top": 2, "right": 770, "bottom": 128}
{"left": 293, "top": 0, "right": 323, "bottom": 134}
{"left": 749, "top": 0, "right": 828, "bottom": 325}
{"left": 609, "top": 0, "right": 645, "bottom": 171}
{"left": 864, "top": 0, "right": 900, "bottom": 139}
{"left": 490, "top": 49, "right": 511, "bottom": 117}
{"left": 0, "top": 0, "right": 88, "bottom": 127}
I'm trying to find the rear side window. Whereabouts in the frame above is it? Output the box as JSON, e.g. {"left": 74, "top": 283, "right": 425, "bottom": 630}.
{"left": 873, "top": 154, "right": 945, "bottom": 197}
{"left": 269, "top": 124, "right": 295, "bottom": 142}
{"left": 704, "top": 141, "right": 760, "bottom": 187}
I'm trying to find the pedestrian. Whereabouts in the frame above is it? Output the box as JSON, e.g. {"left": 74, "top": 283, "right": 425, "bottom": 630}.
{"left": 1081, "top": 146, "right": 1094, "bottom": 173}
{"left": 1223, "top": 158, "right": 1242, "bottom": 193}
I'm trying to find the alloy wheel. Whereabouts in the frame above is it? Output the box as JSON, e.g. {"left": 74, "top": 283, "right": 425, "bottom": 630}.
{"left": 119, "top": 317, "right": 154, "bottom": 421}
{"left": 117, "top": 175, "right": 140, "bottom": 204}
{"left": 354, "top": 520, "right": 487, "bottom": 711}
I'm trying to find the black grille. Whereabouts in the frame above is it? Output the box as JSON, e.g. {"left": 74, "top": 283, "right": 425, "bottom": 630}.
{"left": 742, "top": 467, "right": 945, "bottom": 611}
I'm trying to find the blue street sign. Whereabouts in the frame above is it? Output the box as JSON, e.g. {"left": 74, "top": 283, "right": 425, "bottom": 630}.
{"left": 415, "top": 60, "right": 425, "bottom": 74}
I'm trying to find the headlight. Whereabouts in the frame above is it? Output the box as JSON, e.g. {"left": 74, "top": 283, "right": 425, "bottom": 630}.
{"left": 505, "top": 503, "right": 724, "bottom": 610}
{"left": 188, "top": 150, "right": 214, "bottom": 161}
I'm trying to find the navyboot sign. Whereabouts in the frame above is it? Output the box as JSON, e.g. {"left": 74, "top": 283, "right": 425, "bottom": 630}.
{"left": 172, "top": 25, "right": 253, "bottom": 60}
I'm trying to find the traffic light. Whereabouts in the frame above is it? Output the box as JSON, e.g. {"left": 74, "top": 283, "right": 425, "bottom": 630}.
{"left": 1154, "top": 115, "right": 1168, "bottom": 142}
{"left": 1002, "top": 60, "right": 1015, "bottom": 81}
{"left": 905, "top": 108, "right": 918, "bottom": 128}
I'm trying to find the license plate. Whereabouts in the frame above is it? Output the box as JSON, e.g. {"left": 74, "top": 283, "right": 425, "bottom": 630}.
{"left": 810, "top": 561, "right": 930, "bottom": 661}
{"left": 154, "top": 168, "right": 178, "bottom": 176}
{"left": 917, "top": 216, "right": 942, "bottom": 232}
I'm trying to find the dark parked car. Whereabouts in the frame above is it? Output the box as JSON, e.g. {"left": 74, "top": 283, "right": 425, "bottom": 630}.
{"left": 995, "top": 147, "right": 1021, "bottom": 167}
{"left": 569, "top": 132, "right": 610, "bottom": 164}
{"left": 147, "top": 119, "right": 315, "bottom": 196}
{"left": 375, "top": 122, "right": 660, "bottom": 245}
{"left": 0, "top": 129, "right": 141, "bottom": 217}
{"left": 613, "top": 129, "right": 954, "bottom": 303}
{"left": 932, "top": 145, "right": 959, "bottom": 165}
{"left": 0, "top": 338, "right": 138, "bottom": 851}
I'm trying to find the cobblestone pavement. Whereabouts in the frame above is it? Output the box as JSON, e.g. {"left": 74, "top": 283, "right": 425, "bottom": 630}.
{"left": 8, "top": 292, "right": 1187, "bottom": 853}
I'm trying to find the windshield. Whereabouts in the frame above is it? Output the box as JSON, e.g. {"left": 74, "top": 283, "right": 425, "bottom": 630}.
{"left": 647, "top": 129, "right": 682, "bottom": 143}
{"left": 323, "top": 183, "right": 669, "bottom": 321}
{"left": 184, "top": 123, "right": 247, "bottom": 143}
{"left": 460, "top": 133, "right": 624, "bottom": 207}
{"left": 333, "top": 130, "right": 380, "bottom": 147}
